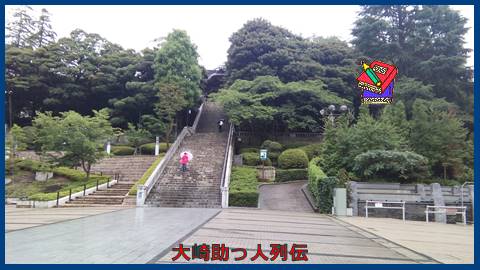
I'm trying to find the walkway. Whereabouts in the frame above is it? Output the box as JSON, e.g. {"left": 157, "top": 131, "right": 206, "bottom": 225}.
{"left": 337, "top": 216, "right": 474, "bottom": 264}
{"left": 258, "top": 181, "right": 313, "bottom": 212}
{"left": 154, "top": 209, "right": 436, "bottom": 264}
{"left": 5, "top": 205, "right": 126, "bottom": 232}
{"left": 6, "top": 207, "right": 220, "bottom": 263}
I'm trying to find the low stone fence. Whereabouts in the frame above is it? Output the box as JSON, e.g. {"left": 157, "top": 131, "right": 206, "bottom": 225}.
{"left": 348, "top": 181, "right": 474, "bottom": 223}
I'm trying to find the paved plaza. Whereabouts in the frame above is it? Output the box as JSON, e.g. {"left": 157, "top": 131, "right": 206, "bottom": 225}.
{"left": 5, "top": 205, "right": 127, "bottom": 232}
{"left": 155, "top": 208, "right": 436, "bottom": 264}
{"left": 6, "top": 207, "right": 220, "bottom": 263}
{"left": 338, "top": 216, "right": 474, "bottom": 264}
{"left": 5, "top": 206, "right": 473, "bottom": 264}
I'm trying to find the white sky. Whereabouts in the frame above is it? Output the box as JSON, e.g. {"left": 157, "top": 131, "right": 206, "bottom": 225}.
{"left": 5, "top": 5, "right": 474, "bottom": 69}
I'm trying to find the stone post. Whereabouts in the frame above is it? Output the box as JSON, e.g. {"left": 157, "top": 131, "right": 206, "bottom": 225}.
{"left": 136, "top": 185, "right": 146, "bottom": 206}
{"left": 468, "top": 185, "right": 474, "bottom": 220}
{"left": 416, "top": 184, "right": 426, "bottom": 201}
{"left": 348, "top": 181, "right": 359, "bottom": 216}
{"left": 431, "top": 183, "right": 446, "bottom": 223}
{"left": 106, "top": 141, "right": 111, "bottom": 155}
{"left": 155, "top": 136, "right": 160, "bottom": 156}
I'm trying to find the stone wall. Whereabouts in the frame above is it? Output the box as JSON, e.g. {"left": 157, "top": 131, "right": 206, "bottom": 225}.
{"left": 348, "top": 181, "right": 474, "bottom": 224}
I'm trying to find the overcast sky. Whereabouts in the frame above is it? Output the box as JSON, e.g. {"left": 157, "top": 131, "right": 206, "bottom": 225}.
{"left": 5, "top": 5, "right": 474, "bottom": 69}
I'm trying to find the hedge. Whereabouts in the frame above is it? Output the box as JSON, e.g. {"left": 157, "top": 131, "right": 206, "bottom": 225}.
{"left": 229, "top": 166, "right": 259, "bottom": 207}
{"left": 275, "top": 169, "right": 308, "bottom": 182}
{"left": 139, "top": 143, "right": 169, "bottom": 155}
{"left": 242, "top": 152, "right": 272, "bottom": 166}
{"left": 128, "top": 155, "right": 164, "bottom": 195}
{"left": 16, "top": 159, "right": 109, "bottom": 182}
{"left": 111, "top": 145, "right": 135, "bottom": 155}
{"left": 278, "top": 149, "right": 309, "bottom": 169}
{"left": 7, "top": 160, "right": 111, "bottom": 201}
{"left": 239, "top": 148, "right": 259, "bottom": 154}
{"left": 261, "top": 140, "right": 283, "bottom": 152}
{"left": 307, "top": 157, "right": 337, "bottom": 213}
{"left": 298, "top": 143, "right": 323, "bottom": 160}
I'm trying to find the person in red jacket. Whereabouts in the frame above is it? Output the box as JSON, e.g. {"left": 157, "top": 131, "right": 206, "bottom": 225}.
{"left": 180, "top": 152, "right": 189, "bottom": 172}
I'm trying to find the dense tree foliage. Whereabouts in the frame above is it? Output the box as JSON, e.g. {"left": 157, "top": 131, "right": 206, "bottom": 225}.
{"left": 352, "top": 5, "right": 472, "bottom": 110}
{"left": 213, "top": 76, "right": 349, "bottom": 132}
{"left": 32, "top": 109, "right": 113, "bottom": 179}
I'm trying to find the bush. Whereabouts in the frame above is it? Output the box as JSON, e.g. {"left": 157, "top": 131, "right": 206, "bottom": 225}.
{"left": 278, "top": 149, "right": 309, "bottom": 169}
{"left": 261, "top": 140, "right": 283, "bottom": 152}
{"left": 268, "top": 152, "right": 281, "bottom": 165}
{"left": 276, "top": 169, "right": 308, "bottom": 182}
{"left": 239, "top": 148, "right": 258, "bottom": 154}
{"left": 242, "top": 152, "right": 272, "bottom": 166}
{"left": 129, "top": 156, "right": 163, "bottom": 195}
{"left": 316, "top": 177, "right": 338, "bottom": 213}
{"left": 307, "top": 157, "right": 337, "bottom": 213}
{"left": 298, "top": 143, "right": 323, "bottom": 160}
{"left": 229, "top": 166, "right": 259, "bottom": 207}
{"left": 111, "top": 146, "right": 135, "bottom": 155}
{"left": 139, "top": 143, "right": 169, "bottom": 155}
{"left": 353, "top": 150, "right": 431, "bottom": 183}
{"left": 17, "top": 159, "right": 52, "bottom": 172}
{"left": 283, "top": 142, "right": 310, "bottom": 149}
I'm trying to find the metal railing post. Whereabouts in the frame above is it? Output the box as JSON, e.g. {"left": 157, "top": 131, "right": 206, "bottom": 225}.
{"left": 83, "top": 184, "right": 86, "bottom": 196}
{"left": 96, "top": 179, "right": 99, "bottom": 191}
{"left": 69, "top": 189, "right": 72, "bottom": 201}
{"left": 56, "top": 192, "right": 60, "bottom": 207}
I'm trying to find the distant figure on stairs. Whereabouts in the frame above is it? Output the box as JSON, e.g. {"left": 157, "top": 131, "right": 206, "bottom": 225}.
{"left": 180, "top": 152, "right": 190, "bottom": 172}
{"left": 218, "top": 119, "right": 224, "bottom": 132}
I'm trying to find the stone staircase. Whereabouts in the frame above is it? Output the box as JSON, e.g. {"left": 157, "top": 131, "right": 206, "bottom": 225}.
{"left": 64, "top": 156, "right": 157, "bottom": 207}
{"left": 146, "top": 102, "right": 228, "bottom": 208}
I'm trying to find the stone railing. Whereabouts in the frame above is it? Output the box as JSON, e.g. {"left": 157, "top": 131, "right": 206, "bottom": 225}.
{"left": 220, "top": 123, "right": 234, "bottom": 208}
{"left": 136, "top": 102, "right": 205, "bottom": 206}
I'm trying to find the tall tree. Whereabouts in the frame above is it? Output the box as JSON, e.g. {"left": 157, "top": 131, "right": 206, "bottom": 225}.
{"left": 31, "top": 8, "right": 57, "bottom": 48}
{"left": 409, "top": 99, "right": 467, "bottom": 179}
{"left": 155, "top": 83, "right": 188, "bottom": 146}
{"left": 352, "top": 5, "right": 471, "bottom": 107}
{"left": 33, "top": 109, "right": 113, "bottom": 179}
{"left": 6, "top": 6, "right": 36, "bottom": 48}
{"left": 154, "top": 30, "right": 202, "bottom": 108}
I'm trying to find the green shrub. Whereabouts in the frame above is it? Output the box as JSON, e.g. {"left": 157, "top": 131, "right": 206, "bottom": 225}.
{"left": 111, "top": 146, "right": 135, "bottom": 155}
{"left": 139, "top": 143, "right": 169, "bottom": 155}
{"left": 129, "top": 156, "right": 163, "bottom": 195}
{"left": 278, "top": 149, "right": 309, "bottom": 169}
{"left": 261, "top": 140, "right": 283, "bottom": 152}
{"left": 240, "top": 148, "right": 258, "bottom": 154}
{"left": 316, "top": 177, "right": 338, "bottom": 213}
{"left": 229, "top": 166, "right": 259, "bottom": 207}
{"left": 283, "top": 142, "right": 310, "bottom": 149}
{"left": 268, "top": 152, "right": 281, "bottom": 165}
{"left": 353, "top": 150, "right": 430, "bottom": 183}
{"left": 17, "top": 159, "right": 52, "bottom": 172}
{"left": 242, "top": 152, "right": 272, "bottom": 166}
{"left": 298, "top": 143, "right": 323, "bottom": 160}
{"left": 275, "top": 169, "right": 308, "bottom": 182}
{"left": 307, "top": 157, "right": 338, "bottom": 213}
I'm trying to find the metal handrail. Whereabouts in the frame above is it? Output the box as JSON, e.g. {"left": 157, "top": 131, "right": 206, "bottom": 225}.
{"left": 191, "top": 103, "right": 204, "bottom": 132}
{"left": 140, "top": 102, "right": 205, "bottom": 204}
{"left": 220, "top": 123, "right": 234, "bottom": 188}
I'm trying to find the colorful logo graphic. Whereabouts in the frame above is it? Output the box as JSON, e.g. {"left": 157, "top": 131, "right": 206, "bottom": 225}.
{"left": 356, "top": 60, "right": 398, "bottom": 104}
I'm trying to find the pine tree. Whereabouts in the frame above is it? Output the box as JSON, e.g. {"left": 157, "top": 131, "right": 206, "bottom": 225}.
{"left": 31, "top": 8, "right": 57, "bottom": 48}
{"left": 6, "top": 6, "right": 36, "bottom": 48}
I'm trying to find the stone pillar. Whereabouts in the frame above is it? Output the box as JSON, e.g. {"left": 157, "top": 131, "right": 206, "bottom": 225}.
{"left": 136, "top": 185, "right": 146, "bottom": 206}
{"left": 155, "top": 136, "right": 160, "bottom": 156}
{"left": 106, "top": 141, "right": 111, "bottom": 155}
{"left": 416, "top": 184, "right": 426, "bottom": 201}
{"left": 431, "top": 183, "right": 446, "bottom": 223}
{"left": 348, "top": 181, "right": 359, "bottom": 216}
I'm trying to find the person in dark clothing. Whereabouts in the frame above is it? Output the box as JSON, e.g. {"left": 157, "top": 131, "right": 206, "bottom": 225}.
{"left": 218, "top": 119, "right": 224, "bottom": 132}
